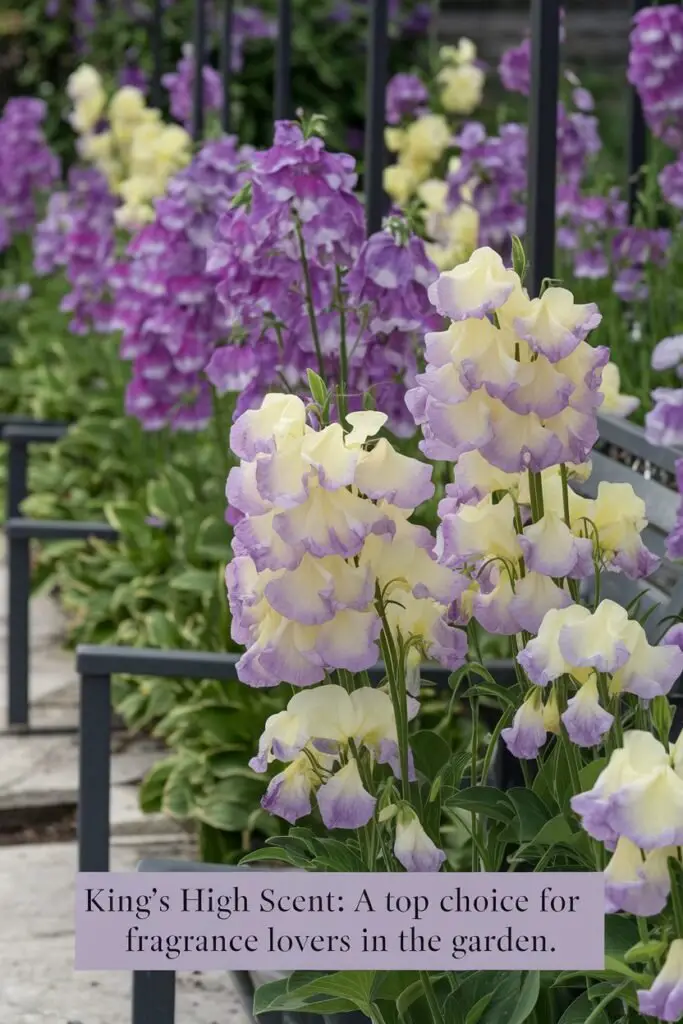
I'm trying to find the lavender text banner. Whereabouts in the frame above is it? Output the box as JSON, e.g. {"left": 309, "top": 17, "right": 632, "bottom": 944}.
{"left": 75, "top": 871, "right": 605, "bottom": 971}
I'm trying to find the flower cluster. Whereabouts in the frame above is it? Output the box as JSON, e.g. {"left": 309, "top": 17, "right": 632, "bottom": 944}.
{"left": 514, "top": 601, "right": 682, "bottom": 752}
{"left": 445, "top": 93, "right": 602, "bottom": 256}
{"left": 415, "top": 175, "right": 479, "bottom": 271}
{"left": 33, "top": 167, "right": 118, "bottom": 334}
{"left": 407, "top": 247, "right": 665, "bottom": 759}
{"left": 111, "top": 136, "right": 252, "bottom": 431}
{"left": 207, "top": 121, "right": 437, "bottom": 434}
{"left": 572, "top": 732, "right": 683, "bottom": 1020}
{"left": 628, "top": 3, "right": 683, "bottom": 151}
{"left": 408, "top": 246, "right": 605, "bottom": 472}
{"left": 226, "top": 395, "right": 466, "bottom": 689}
{"left": 0, "top": 98, "right": 60, "bottom": 253}
{"left": 385, "top": 73, "right": 428, "bottom": 126}
{"left": 162, "top": 43, "right": 223, "bottom": 130}
{"left": 249, "top": 684, "right": 413, "bottom": 829}
{"left": 67, "top": 64, "right": 192, "bottom": 229}
{"left": 384, "top": 114, "right": 452, "bottom": 206}
{"left": 436, "top": 40, "right": 486, "bottom": 116}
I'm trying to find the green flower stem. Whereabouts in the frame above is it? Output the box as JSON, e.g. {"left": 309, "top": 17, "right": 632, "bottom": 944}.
{"left": 527, "top": 469, "right": 544, "bottom": 523}
{"left": 556, "top": 678, "right": 583, "bottom": 796}
{"left": 559, "top": 463, "right": 572, "bottom": 529}
{"left": 377, "top": 606, "right": 411, "bottom": 802}
{"left": 293, "top": 210, "right": 326, "bottom": 384}
{"left": 470, "top": 690, "right": 480, "bottom": 871}
{"left": 334, "top": 265, "right": 349, "bottom": 424}
{"left": 583, "top": 981, "right": 629, "bottom": 1024}
{"left": 419, "top": 971, "right": 445, "bottom": 1024}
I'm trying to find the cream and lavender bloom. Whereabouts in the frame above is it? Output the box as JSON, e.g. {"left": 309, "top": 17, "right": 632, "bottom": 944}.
{"left": 513, "top": 287, "right": 602, "bottom": 363}
{"left": 557, "top": 600, "right": 631, "bottom": 674}
{"left": 316, "top": 759, "right": 377, "bottom": 830}
{"left": 519, "top": 510, "right": 594, "bottom": 579}
{"left": 394, "top": 810, "right": 446, "bottom": 872}
{"left": 508, "top": 573, "right": 572, "bottom": 633}
{"left": 227, "top": 397, "right": 466, "bottom": 688}
{"left": 637, "top": 940, "right": 683, "bottom": 1023}
{"left": 604, "top": 837, "right": 673, "bottom": 917}
{"left": 571, "top": 731, "right": 683, "bottom": 851}
{"left": 427, "top": 246, "right": 517, "bottom": 321}
{"left": 501, "top": 690, "right": 547, "bottom": 759}
{"left": 561, "top": 677, "right": 613, "bottom": 748}
{"left": 610, "top": 619, "right": 683, "bottom": 699}
{"left": 261, "top": 754, "right": 317, "bottom": 823}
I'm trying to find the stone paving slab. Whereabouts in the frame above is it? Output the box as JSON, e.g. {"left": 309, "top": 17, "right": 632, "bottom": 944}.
{"left": 0, "top": 840, "right": 250, "bottom": 1024}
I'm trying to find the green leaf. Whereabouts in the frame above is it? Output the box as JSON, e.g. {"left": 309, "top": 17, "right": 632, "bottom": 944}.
{"left": 523, "top": 814, "right": 575, "bottom": 847}
{"left": 446, "top": 786, "right": 514, "bottom": 824}
{"left": 651, "top": 695, "right": 674, "bottom": 745}
{"left": 146, "top": 477, "right": 180, "bottom": 521}
{"left": 511, "top": 235, "right": 527, "bottom": 281}
{"left": 558, "top": 992, "right": 608, "bottom": 1024}
{"left": 170, "top": 568, "right": 216, "bottom": 594}
{"left": 194, "top": 777, "right": 265, "bottom": 833}
{"left": 411, "top": 730, "right": 451, "bottom": 779}
{"left": 506, "top": 972, "right": 540, "bottom": 1024}
{"left": 139, "top": 758, "right": 176, "bottom": 814}
{"left": 307, "top": 368, "right": 328, "bottom": 408}
{"left": 504, "top": 789, "right": 551, "bottom": 842}
{"left": 466, "top": 992, "right": 495, "bottom": 1024}
{"left": 624, "top": 938, "right": 669, "bottom": 965}
{"left": 578, "top": 757, "right": 607, "bottom": 792}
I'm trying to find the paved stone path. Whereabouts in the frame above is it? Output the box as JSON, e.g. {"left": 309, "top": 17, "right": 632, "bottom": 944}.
{"left": 0, "top": 536, "right": 251, "bottom": 1023}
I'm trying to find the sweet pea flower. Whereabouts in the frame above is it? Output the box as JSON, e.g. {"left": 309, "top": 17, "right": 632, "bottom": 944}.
{"left": 604, "top": 837, "right": 673, "bottom": 917}
{"left": 252, "top": 684, "right": 416, "bottom": 828}
{"left": 436, "top": 493, "right": 522, "bottom": 569}
{"left": 518, "top": 602, "right": 629, "bottom": 686}
{"left": 262, "top": 753, "right": 320, "bottom": 823}
{"left": 646, "top": 388, "right": 683, "bottom": 448}
{"left": 501, "top": 689, "right": 547, "bottom": 759}
{"left": 589, "top": 482, "right": 660, "bottom": 580}
{"left": 561, "top": 677, "right": 613, "bottom": 748}
{"left": 410, "top": 249, "right": 605, "bottom": 474}
{"left": 598, "top": 362, "right": 639, "bottom": 418}
{"left": 519, "top": 510, "right": 594, "bottom": 579}
{"left": 513, "top": 287, "right": 602, "bottom": 363}
{"left": 609, "top": 619, "right": 683, "bottom": 700}
{"left": 508, "top": 573, "right": 573, "bottom": 634}
{"left": 427, "top": 246, "right": 517, "bottom": 321}
{"left": 571, "top": 730, "right": 683, "bottom": 851}
{"left": 316, "top": 759, "right": 377, "bottom": 829}
{"left": 638, "top": 939, "right": 683, "bottom": 1023}
{"left": 652, "top": 334, "right": 683, "bottom": 373}
{"left": 394, "top": 809, "right": 446, "bottom": 872}
{"left": 228, "top": 397, "right": 467, "bottom": 687}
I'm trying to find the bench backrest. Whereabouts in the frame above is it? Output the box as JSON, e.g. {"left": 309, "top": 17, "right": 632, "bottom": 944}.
{"left": 577, "top": 415, "right": 683, "bottom": 640}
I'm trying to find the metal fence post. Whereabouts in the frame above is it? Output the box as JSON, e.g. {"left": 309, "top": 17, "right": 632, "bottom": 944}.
{"left": 273, "top": 0, "right": 292, "bottom": 122}
{"left": 220, "top": 0, "right": 234, "bottom": 132}
{"left": 192, "top": 0, "right": 207, "bottom": 140}
{"left": 364, "top": 0, "right": 389, "bottom": 235}
{"left": 627, "top": 0, "right": 648, "bottom": 221}
{"left": 78, "top": 672, "right": 112, "bottom": 871}
{"left": 7, "top": 533, "right": 30, "bottom": 729}
{"left": 131, "top": 971, "right": 176, "bottom": 1024}
{"left": 150, "top": 0, "right": 164, "bottom": 108}
{"left": 526, "top": 0, "right": 561, "bottom": 296}
{"left": 6, "top": 435, "right": 27, "bottom": 520}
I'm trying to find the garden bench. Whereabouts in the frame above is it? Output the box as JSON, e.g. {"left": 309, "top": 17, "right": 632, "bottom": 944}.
{"left": 1, "top": 421, "right": 120, "bottom": 732}
{"left": 585, "top": 414, "right": 683, "bottom": 642}
{"left": 131, "top": 858, "right": 371, "bottom": 1024}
